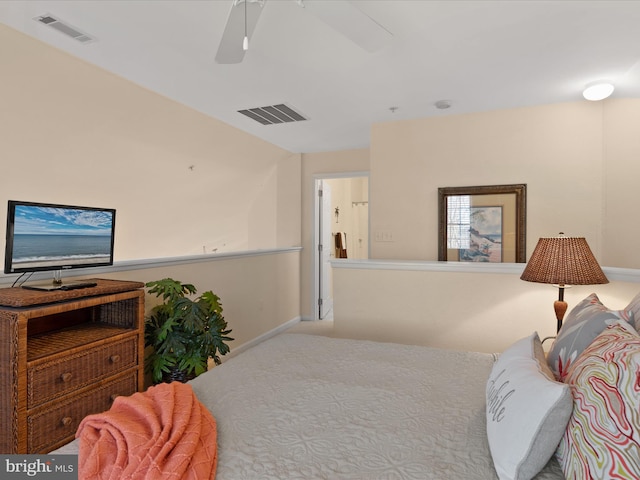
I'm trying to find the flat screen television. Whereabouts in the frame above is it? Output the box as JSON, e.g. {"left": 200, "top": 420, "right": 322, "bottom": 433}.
{"left": 4, "top": 200, "right": 116, "bottom": 276}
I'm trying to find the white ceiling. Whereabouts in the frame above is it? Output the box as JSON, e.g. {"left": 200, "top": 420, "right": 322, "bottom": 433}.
{"left": 2, "top": 0, "right": 640, "bottom": 153}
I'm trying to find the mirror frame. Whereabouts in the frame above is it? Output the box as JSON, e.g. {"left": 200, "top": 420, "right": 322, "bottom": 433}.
{"left": 438, "top": 184, "right": 527, "bottom": 263}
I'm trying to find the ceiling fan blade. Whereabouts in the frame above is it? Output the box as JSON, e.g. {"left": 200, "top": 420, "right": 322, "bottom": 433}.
{"left": 301, "top": 0, "right": 392, "bottom": 53}
{"left": 215, "top": 0, "right": 266, "bottom": 64}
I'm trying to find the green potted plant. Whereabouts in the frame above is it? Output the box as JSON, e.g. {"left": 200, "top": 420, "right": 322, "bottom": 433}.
{"left": 144, "top": 278, "right": 233, "bottom": 384}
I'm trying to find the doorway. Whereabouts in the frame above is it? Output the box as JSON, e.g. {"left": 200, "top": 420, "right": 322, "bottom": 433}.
{"left": 314, "top": 174, "right": 369, "bottom": 320}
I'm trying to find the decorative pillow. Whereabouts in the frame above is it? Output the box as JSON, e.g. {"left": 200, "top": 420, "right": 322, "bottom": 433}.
{"left": 624, "top": 290, "right": 640, "bottom": 331}
{"left": 486, "top": 332, "right": 573, "bottom": 480}
{"left": 555, "top": 320, "right": 640, "bottom": 479}
{"left": 547, "top": 293, "right": 634, "bottom": 381}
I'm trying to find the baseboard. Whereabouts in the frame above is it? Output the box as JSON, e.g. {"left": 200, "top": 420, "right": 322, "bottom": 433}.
{"left": 223, "top": 316, "right": 302, "bottom": 361}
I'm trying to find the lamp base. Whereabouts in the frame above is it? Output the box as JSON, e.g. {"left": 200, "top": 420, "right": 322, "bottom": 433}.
{"left": 554, "top": 300, "right": 568, "bottom": 333}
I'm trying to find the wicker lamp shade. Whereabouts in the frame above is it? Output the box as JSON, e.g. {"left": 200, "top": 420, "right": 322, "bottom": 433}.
{"left": 521, "top": 234, "right": 608, "bottom": 332}
{"left": 520, "top": 236, "right": 608, "bottom": 286}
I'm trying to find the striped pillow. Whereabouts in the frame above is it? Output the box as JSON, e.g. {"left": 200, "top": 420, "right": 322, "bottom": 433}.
{"left": 555, "top": 320, "right": 640, "bottom": 479}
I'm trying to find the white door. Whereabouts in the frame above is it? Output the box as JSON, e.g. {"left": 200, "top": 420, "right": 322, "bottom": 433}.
{"left": 318, "top": 181, "right": 333, "bottom": 319}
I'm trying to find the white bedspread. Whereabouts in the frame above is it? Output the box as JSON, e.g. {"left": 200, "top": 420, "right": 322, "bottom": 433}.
{"left": 55, "top": 333, "right": 565, "bottom": 479}
{"left": 192, "top": 333, "right": 564, "bottom": 479}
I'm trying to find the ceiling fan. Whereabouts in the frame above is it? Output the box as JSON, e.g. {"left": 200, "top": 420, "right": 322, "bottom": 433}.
{"left": 215, "top": 0, "right": 393, "bottom": 64}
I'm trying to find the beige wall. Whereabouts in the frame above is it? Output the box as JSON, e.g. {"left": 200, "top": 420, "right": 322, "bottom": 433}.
{"left": 602, "top": 99, "right": 640, "bottom": 267}
{"left": 369, "top": 101, "right": 609, "bottom": 262}
{"left": 325, "top": 177, "right": 369, "bottom": 260}
{"left": 333, "top": 261, "right": 640, "bottom": 353}
{"left": 298, "top": 100, "right": 640, "bottom": 331}
{"left": 0, "top": 25, "right": 301, "bottom": 264}
{"left": 330, "top": 99, "right": 640, "bottom": 352}
{"left": 4, "top": 22, "right": 640, "bottom": 353}
{"left": 65, "top": 249, "right": 301, "bottom": 353}
{"left": 0, "top": 25, "right": 302, "bottom": 349}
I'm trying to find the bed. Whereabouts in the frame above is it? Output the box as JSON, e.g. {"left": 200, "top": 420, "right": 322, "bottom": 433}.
{"left": 55, "top": 332, "right": 566, "bottom": 479}
{"left": 55, "top": 289, "right": 640, "bottom": 479}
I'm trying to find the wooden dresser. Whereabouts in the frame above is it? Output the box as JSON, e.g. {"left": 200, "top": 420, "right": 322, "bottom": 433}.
{"left": 0, "top": 278, "right": 145, "bottom": 453}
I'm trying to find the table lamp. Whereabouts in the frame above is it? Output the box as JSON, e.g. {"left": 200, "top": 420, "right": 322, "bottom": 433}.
{"left": 520, "top": 233, "right": 608, "bottom": 332}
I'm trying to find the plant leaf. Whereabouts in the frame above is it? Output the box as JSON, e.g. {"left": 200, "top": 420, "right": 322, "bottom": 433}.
{"left": 144, "top": 279, "right": 233, "bottom": 383}
{"left": 146, "top": 278, "right": 197, "bottom": 303}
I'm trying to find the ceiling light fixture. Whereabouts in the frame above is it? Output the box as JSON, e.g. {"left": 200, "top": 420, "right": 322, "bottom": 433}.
{"left": 582, "top": 82, "right": 614, "bottom": 101}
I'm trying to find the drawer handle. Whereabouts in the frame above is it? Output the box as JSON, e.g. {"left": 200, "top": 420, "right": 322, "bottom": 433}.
{"left": 60, "top": 372, "right": 73, "bottom": 382}
{"left": 61, "top": 417, "right": 73, "bottom": 427}
{"left": 109, "top": 355, "right": 121, "bottom": 364}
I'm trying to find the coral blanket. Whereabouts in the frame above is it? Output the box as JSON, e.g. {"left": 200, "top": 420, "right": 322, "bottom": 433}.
{"left": 77, "top": 382, "right": 217, "bottom": 480}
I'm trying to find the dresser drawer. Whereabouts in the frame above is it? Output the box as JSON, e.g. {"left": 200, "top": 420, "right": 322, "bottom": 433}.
{"left": 27, "top": 336, "right": 138, "bottom": 408}
{"left": 27, "top": 371, "right": 137, "bottom": 453}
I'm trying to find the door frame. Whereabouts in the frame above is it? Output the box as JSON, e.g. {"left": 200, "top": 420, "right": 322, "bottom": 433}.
{"left": 312, "top": 171, "right": 369, "bottom": 321}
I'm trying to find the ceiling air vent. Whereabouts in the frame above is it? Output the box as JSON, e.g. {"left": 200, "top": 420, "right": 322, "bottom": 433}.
{"left": 34, "top": 14, "right": 96, "bottom": 44}
{"left": 238, "top": 104, "right": 308, "bottom": 125}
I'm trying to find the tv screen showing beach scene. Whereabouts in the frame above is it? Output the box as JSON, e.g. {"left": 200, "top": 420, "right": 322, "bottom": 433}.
{"left": 4, "top": 201, "right": 115, "bottom": 273}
